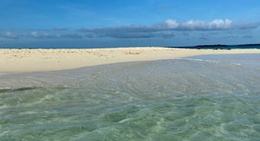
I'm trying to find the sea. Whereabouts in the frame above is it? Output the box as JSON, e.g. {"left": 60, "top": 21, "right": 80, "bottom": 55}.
{"left": 0, "top": 52, "right": 260, "bottom": 140}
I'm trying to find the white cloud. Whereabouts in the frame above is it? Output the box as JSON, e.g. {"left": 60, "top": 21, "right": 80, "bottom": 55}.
{"left": 209, "top": 19, "right": 232, "bottom": 29}
{"left": 31, "top": 32, "right": 40, "bottom": 38}
{"left": 164, "top": 19, "right": 179, "bottom": 28}
{"left": 164, "top": 19, "right": 233, "bottom": 30}
{"left": 30, "top": 32, "right": 57, "bottom": 38}
{"left": 2, "top": 32, "right": 18, "bottom": 39}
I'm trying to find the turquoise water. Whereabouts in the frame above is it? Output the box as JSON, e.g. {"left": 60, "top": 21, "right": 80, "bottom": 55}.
{"left": 0, "top": 54, "right": 260, "bottom": 141}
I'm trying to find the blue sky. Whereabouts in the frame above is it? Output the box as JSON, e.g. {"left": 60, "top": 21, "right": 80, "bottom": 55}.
{"left": 1, "top": 0, "right": 260, "bottom": 48}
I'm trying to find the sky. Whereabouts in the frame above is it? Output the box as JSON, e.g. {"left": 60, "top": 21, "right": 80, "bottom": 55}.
{"left": 1, "top": 0, "right": 260, "bottom": 48}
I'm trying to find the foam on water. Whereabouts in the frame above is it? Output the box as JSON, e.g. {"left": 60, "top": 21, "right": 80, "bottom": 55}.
{"left": 0, "top": 54, "right": 260, "bottom": 140}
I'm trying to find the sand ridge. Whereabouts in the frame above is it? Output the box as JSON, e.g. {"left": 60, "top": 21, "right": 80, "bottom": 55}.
{"left": 0, "top": 47, "right": 260, "bottom": 72}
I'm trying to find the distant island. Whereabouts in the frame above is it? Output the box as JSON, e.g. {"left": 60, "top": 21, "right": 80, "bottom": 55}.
{"left": 195, "top": 44, "right": 228, "bottom": 49}
{"left": 168, "top": 43, "right": 260, "bottom": 50}
{"left": 237, "top": 44, "right": 260, "bottom": 46}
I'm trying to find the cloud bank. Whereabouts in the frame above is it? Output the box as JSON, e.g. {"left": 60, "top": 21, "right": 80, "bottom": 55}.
{"left": 79, "top": 19, "right": 259, "bottom": 39}
{"left": 0, "top": 19, "right": 259, "bottom": 40}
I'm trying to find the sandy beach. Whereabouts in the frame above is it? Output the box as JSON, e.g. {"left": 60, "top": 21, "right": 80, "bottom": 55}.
{"left": 0, "top": 47, "right": 260, "bottom": 73}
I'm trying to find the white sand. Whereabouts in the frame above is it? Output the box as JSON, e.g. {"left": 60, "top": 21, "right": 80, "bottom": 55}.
{"left": 0, "top": 47, "right": 259, "bottom": 72}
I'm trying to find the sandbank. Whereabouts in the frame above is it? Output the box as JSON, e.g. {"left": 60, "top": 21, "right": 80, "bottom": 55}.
{"left": 0, "top": 47, "right": 259, "bottom": 73}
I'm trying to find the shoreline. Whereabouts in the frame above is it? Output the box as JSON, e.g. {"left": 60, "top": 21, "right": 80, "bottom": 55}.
{"left": 1, "top": 47, "right": 260, "bottom": 73}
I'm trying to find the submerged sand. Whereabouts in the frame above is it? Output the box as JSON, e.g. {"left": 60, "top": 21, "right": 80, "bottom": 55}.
{"left": 0, "top": 47, "right": 260, "bottom": 72}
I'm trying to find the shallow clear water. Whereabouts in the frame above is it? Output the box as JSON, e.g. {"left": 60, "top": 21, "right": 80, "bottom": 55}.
{"left": 0, "top": 54, "right": 260, "bottom": 141}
